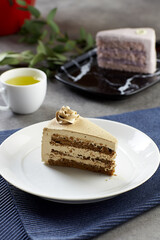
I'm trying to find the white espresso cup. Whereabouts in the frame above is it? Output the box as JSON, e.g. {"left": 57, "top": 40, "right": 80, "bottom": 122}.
{"left": 0, "top": 68, "right": 47, "bottom": 114}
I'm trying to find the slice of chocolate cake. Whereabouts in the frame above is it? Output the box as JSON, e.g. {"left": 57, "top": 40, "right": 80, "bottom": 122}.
{"left": 41, "top": 106, "right": 118, "bottom": 175}
{"left": 96, "top": 28, "right": 156, "bottom": 73}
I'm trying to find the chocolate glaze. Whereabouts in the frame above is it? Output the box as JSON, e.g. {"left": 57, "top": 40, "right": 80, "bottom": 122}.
{"left": 55, "top": 43, "right": 160, "bottom": 99}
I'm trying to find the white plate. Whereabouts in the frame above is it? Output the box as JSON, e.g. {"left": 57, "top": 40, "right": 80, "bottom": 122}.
{"left": 0, "top": 119, "right": 159, "bottom": 204}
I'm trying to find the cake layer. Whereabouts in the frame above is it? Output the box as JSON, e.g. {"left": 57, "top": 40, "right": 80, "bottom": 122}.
{"left": 50, "top": 134, "right": 115, "bottom": 156}
{"left": 50, "top": 145, "right": 116, "bottom": 161}
{"left": 98, "top": 57, "right": 146, "bottom": 67}
{"left": 98, "top": 59, "right": 152, "bottom": 73}
{"left": 49, "top": 153, "right": 115, "bottom": 170}
{"left": 98, "top": 50, "right": 146, "bottom": 62}
{"left": 47, "top": 158, "right": 115, "bottom": 175}
{"left": 97, "top": 47, "right": 146, "bottom": 64}
{"left": 97, "top": 40, "right": 145, "bottom": 51}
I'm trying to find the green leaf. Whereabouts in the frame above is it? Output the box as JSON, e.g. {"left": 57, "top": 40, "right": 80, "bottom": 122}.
{"left": 53, "top": 61, "right": 65, "bottom": 65}
{"left": 0, "top": 57, "right": 21, "bottom": 65}
{"left": 46, "top": 8, "right": 59, "bottom": 34}
{"left": 86, "top": 33, "right": 94, "bottom": 47}
{"left": 20, "top": 50, "right": 34, "bottom": 60}
{"left": 48, "top": 20, "right": 60, "bottom": 34}
{"left": 17, "top": 7, "right": 28, "bottom": 11}
{"left": 0, "top": 52, "right": 8, "bottom": 62}
{"left": 27, "top": 6, "right": 41, "bottom": 18}
{"left": 29, "top": 53, "right": 45, "bottom": 67}
{"left": 82, "top": 33, "right": 95, "bottom": 51}
{"left": 57, "top": 33, "right": 69, "bottom": 43}
{"left": 48, "top": 31, "right": 56, "bottom": 43}
{"left": 21, "top": 19, "right": 45, "bottom": 32}
{"left": 16, "top": 0, "right": 27, "bottom": 6}
{"left": 19, "top": 20, "right": 46, "bottom": 44}
{"left": 47, "top": 8, "right": 57, "bottom": 23}
{"left": 65, "top": 40, "right": 76, "bottom": 51}
{"left": 47, "top": 52, "right": 67, "bottom": 63}
{"left": 0, "top": 51, "right": 34, "bottom": 66}
{"left": 40, "top": 29, "right": 48, "bottom": 40}
{"left": 80, "top": 28, "right": 87, "bottom": 40}
{"left": 37, "top": 41, "right": 47, "bottom": 55}
{"left": 53, "top": 45, "right": 66, "bottom": 53}
{"left": 52, "top": 53, "right": 67, "bottom": 61}
{"left": 21, "top": 50, "right": 33, "bottom": 56}
{"left": 37, "top": 41, "right": 54, "bottom": 56}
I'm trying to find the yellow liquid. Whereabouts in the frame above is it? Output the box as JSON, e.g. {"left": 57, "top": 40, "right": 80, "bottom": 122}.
{"left": 5, "top": 76, "right": 40, "bottom": 86}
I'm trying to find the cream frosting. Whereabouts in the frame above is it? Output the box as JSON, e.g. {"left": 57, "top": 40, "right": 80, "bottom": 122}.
{"left": 56, "top": 106, "right": 79, "bottom": 125}
{"left": 96, "top": 28, "right": 155, "bottom": 41}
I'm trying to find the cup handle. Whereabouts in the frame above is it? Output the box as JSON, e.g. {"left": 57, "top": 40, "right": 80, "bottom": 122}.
{"left": 0, "top": 87, "right": 10, "bottom": 111}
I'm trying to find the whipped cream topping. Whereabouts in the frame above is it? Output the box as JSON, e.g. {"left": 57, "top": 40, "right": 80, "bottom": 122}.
{"left": 56, "top": 106, "right": 79, "bottom": 125}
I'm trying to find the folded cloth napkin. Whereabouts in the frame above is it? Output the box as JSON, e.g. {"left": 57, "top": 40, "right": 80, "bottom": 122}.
{"left": 1, "top": 107, "right": 160, "bottom": 240}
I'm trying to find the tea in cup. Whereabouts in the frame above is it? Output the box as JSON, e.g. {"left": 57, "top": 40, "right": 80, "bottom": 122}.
{"left": 0, "top": 68, "right": 47, "bottom": 114}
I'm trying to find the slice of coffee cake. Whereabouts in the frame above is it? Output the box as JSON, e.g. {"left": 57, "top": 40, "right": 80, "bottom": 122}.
{"left": 41, "top": 106, "right": 118, "bottom": 175}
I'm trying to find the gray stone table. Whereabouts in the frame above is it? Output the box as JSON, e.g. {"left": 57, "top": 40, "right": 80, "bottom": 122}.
{"left": 0, "top": 0, "right": 160, "bottom": 239}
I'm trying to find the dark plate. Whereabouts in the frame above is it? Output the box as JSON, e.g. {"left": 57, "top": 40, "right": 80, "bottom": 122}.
{"left": 55, "top": 42, "right": 160, "bottom": 100}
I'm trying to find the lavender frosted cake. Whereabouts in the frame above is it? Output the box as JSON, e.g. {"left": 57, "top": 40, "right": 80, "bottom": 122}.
{"left": 96, "top": 28, "right": 156, "bottom": 74}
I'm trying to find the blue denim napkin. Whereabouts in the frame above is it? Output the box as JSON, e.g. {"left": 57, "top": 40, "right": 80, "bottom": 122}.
{"left": 1, "top": 107, "right": 160, "bottom": 240}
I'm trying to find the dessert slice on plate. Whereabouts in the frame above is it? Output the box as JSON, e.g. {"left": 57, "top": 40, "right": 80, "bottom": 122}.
{"left": 96, "top": 28, "right": 156, "bottom": 73}
{"left": 41, "top": 106, "right": 118, "bottom": 175}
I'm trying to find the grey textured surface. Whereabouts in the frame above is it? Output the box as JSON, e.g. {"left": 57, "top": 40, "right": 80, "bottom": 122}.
{"left": 0, "top": 0, "right": 160, "bottom": 239}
